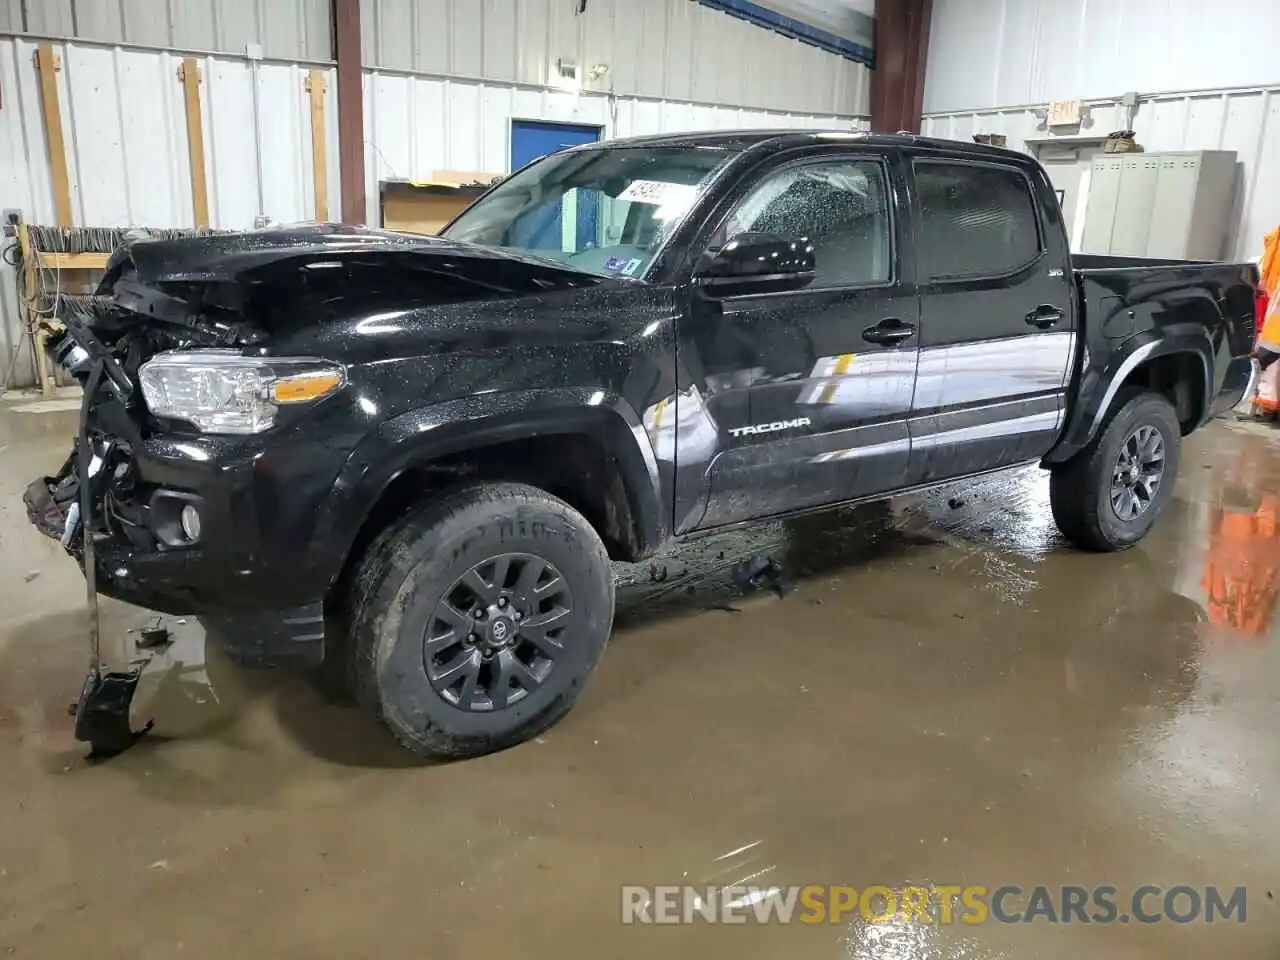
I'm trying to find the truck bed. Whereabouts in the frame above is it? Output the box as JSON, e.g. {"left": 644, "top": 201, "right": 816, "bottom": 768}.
{"left": 1072, "top": 253, "right": 1216, "bottom": 272}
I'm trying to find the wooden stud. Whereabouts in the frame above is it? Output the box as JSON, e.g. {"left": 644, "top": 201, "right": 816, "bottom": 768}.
{"left": 35, "top": 252, "right": 112, "bottom": 270}
{"left": 34, "top": 44, "right": 72, "bottom": 227}
{"left": 305, "top": 70, "right": 329, "bottom": 221}
{"left": 179, "top": 58, "right": 210, "bottom": 229}
{"left": 16, "top": 222, "right": 34, "bottom": 302}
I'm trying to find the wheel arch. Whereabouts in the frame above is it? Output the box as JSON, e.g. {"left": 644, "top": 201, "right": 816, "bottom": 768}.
{"left": 312, "top": 388, "right": 665, "bottom": 601}
{"left": 1047, "top": 334, "right": 1212, "bottom": 464}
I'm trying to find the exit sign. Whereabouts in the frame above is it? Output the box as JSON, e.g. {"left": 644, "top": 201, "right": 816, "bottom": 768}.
{"left": 1047, "top": 100, "right": 1082, "bottom": 126}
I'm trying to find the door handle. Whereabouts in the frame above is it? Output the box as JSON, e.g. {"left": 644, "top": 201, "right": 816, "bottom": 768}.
{"left": 1025, "top": 305, "right": 1064, "bottom": 329}
{"left": 862, "top": 318, "right": 916, "bottom": 346}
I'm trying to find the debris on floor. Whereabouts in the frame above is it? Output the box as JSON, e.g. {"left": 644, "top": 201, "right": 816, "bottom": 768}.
{"left": 137, "top": 621, "right": 172, "bottom": 650}
{"left": 731, "top": 554, "right": 790, "bottom": 598}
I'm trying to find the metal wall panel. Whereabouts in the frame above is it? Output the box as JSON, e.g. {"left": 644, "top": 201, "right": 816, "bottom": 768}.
{"left": 360, "top": 0, "right": 871, "bottom": 116}
{"left": 480, "top": 0, "right": 518, "bottom": 82}
{"left": 20, "top": 0, "right": 76, "bottom": 37}
{"left": 921, "top": 87, "right": 1280, "bottom": 260}
{"left": 0, "top": 29, "right": 864, "bottom": 388}
{"left": 1, "top": 0, "right": 333, "bottom": 60}
{"left": 926, "top": 0, "right": 1280, "bottom": 115}
{"left": 0, "top": 36, "right": 338, "bottom": 387}
{"left": 121, "top": 0, "right": 171, "bottom": 48}
{"left": 0, "top": 38, "right": 334, "bottom": 229}
{"left": 361, "top": 68, "right": 868, "bottom": 224}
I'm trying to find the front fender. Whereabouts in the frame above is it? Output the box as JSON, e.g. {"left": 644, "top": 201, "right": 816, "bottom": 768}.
{"left": 309, "top": 388, "right": 664, "bottom": 583}
{"left": 1047, "top": 330, "right": 1212, "bottom": 464}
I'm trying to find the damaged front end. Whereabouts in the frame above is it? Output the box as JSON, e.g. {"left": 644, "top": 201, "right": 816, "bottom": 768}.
{"left": 25, "top": 223, "right": 603, "bottom": 573}
{"left": 25, "top": 307, "right": 189, "bottom": 759}
{"left": 23, "top": 282, "right": 262, "bottom": 564}
{"left": 25, "top": 224, "right": 608, "bottom": 675}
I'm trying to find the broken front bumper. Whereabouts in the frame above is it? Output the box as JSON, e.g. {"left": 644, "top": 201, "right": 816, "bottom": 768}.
{"left": 25, "top": 419, "right": 345, "bottom": 670}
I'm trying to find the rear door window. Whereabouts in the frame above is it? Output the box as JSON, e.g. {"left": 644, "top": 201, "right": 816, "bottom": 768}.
{"left": 914, "top": 161, "right": 1042, "bottom": 280}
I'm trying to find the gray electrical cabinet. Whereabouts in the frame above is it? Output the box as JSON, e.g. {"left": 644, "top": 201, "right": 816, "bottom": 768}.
{"left": 1080, "top": 150, "right": 1237, "bottom": 260}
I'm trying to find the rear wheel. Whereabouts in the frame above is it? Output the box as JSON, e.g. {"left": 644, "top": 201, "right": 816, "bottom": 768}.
{"left": 347, "top": 482, "right": 614, "bottom": 759}
{"left": 1050, "top": 389, "right": 1181, "bottom": 552}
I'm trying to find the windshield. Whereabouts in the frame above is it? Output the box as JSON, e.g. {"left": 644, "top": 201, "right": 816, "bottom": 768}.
{"left": 442, "top": 145, "right": 736, "bottom": 279}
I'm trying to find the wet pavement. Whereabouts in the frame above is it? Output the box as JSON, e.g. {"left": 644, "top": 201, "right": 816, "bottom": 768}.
{"left": 1, "top": 393, "right": 1279, "bottom": 958}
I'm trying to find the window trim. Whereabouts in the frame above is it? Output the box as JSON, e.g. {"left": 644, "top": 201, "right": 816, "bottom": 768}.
{"left": 910, "top": 156, "right": 1046, "bottom": 285}
{"left": 707, "top": 154, "right": 898, "bottom": 292}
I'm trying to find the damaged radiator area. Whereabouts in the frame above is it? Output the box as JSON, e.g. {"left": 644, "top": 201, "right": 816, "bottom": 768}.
{"left": 19, "top": 226, "right": 241, "bottom": 559}
{"left": 6, "top": 223, "right": 231, "bottom": 394}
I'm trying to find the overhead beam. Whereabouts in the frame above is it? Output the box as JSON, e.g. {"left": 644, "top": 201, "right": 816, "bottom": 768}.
{"left": 333, "top": 0, "right": 365, "bottom": 224}
{"left": 870, "top": 0, "right": 933, "bottom": 133}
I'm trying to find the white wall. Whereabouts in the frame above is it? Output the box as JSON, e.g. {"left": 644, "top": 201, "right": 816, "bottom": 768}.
{"left": 362, "top": 71, "right": 867, "bottom": 218}
{"left": 0, "top": 0, "right": 332, "bottom": 60}
{"left": 0, "top": 34, "right": 867, "bottom": 388}
{"left": 0, "top": 37, "right": 337, "bottom": 231}
{"left": 921, "top": 89, "right": 1280, "bottom": 261}
{"left": 361, "top": 0, "right": 872, "bottom": 117}
{"left": 925, "top": 0, "right": 1280, "bottom": 115}
{"left": 921, "top": 0, "right": 1280, "bottom": 263}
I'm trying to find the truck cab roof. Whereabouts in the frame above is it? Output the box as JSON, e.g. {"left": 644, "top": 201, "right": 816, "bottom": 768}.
{"left": 559, "top": 129, "right": 1032, "bottom": 164}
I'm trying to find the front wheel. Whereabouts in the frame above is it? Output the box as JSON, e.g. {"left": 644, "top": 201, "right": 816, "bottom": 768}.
{"left": 1050, "top": 389, "right": 1182, "bottom": 552}
{"left": 347, "top": 482, "right": 615, "bottom": 759}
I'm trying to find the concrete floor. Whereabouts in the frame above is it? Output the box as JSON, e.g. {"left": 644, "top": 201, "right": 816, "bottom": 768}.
{"left": 1, "top": 394, "right": 1278, "bottom": 958}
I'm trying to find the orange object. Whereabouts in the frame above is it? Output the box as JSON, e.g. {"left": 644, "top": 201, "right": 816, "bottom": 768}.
{"left": 1201, "top": 493, "right": 1280, "bottom": 637}
{"left": 1256, "top": 360, "right": 1280, "bottom": 413}
{"left": 1260, "top": 227, "right": 1280, "bottom": 352}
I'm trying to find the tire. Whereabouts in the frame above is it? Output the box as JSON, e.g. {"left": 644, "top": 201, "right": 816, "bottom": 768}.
{"left": 1050, "top": 388, "right": 1182, "bottom": 552}
{"left": 347, "top": 482, "right": 615, "bottom": 759}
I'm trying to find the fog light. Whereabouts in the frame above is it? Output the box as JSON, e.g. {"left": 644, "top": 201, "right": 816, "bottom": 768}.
{"left": 180, "top": 504, "right": 202, "bottom": 542}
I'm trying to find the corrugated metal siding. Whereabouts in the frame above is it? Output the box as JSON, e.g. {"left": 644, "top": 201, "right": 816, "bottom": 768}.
{"left": 0, "top": 35, "right": 864, "bottom": 387}
{"left": 921, "top": 88, "right": 1280, "bottom": 260}
{"left": 0, "top": 36, "right": 338, "bottom": 387}
{"left": 1, "top": 0, "right": 332, "bottom": 60}
{"left": 0, "top": 37, "right": 336, "bottom": 228}
{"left": 362, "top": 71, "right": 868, "bottom": 227}
{"left": 925, "top": 0, "right": 1280, "bottom": 115}
{"left": 361, "top": 0, "right": 871, "bottom": 116}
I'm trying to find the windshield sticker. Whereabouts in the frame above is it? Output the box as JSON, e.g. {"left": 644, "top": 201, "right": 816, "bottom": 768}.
{"left": 621, "top": 258, "right": 644, "bottom": 276}
{"left": 604, "top": 256, "right": 627, "bottom": 272}
{"left": 618, "top": 180, "right": 698, "bottom": 208}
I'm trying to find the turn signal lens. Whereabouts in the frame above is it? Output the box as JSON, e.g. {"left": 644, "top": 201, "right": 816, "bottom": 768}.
{"left": 271, "top": 370, "right": 345, "bottom": 404}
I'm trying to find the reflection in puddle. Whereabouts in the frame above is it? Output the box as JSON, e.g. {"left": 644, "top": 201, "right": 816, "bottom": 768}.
{"left": 1200, "top": 492, "right": 1279, "bottom": 639}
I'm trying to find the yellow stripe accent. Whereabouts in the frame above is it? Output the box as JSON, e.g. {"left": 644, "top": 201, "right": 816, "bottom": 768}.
{"left": 817, "top": 354, "right": 855, "bottom": 403}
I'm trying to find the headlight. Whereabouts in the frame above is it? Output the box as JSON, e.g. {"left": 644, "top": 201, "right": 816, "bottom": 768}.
{"left": 139, "top": 350, "right": 345, "bottom": 434}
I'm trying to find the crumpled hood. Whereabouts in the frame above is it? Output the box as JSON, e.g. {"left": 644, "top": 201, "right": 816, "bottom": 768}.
{"left": 100, "top": 223, "right": 603, "bottom": 292}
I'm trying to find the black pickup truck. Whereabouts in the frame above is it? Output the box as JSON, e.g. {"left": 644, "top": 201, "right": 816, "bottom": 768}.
{"left": 26, "top": 132, "right": 1260, "bottom": 758}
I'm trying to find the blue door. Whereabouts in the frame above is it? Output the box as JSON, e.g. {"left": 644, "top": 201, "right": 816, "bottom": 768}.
{"left": 510, "top": 120, "right": 601, "bottom": 169}
{"left": 510, "top": 120, "right": 601, "bottom": 253}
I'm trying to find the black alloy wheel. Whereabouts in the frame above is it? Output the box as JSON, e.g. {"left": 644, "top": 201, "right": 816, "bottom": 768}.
{"left": 426, "top": 553, "right": 573, "bottom": 711}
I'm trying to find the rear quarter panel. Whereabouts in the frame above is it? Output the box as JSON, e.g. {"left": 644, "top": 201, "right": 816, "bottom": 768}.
{"left": 1048, "top": 258, "right": 1259, "bottom": 463}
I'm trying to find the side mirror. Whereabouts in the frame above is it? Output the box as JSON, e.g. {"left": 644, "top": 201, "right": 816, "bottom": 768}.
{"left": 694, "top": 232, "right": 816, "bottom": 296}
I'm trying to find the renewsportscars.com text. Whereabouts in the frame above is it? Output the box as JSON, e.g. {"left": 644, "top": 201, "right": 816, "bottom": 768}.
{"left": 621, "top": 884, "right": 1247, "bottom": 925}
